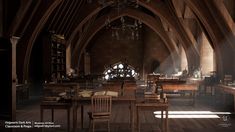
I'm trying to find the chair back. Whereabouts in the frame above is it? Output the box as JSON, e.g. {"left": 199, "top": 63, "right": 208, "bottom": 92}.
{"left": 224, "top": 75, "right": 232, "bottom": 85}
{"left": 91, "top": 95, "right": 112, "bottom": 117}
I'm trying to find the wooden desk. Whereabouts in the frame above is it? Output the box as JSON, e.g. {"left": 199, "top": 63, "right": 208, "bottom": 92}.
{"left": 216, "top": 84, "right": 235, "bottom": 111}
{"left": 16, "top": 84, "right": 29, "bottom": 103}
{"left": 72, "top": 95, "right": 136, "bottom": 132}
{"left": 43, "top": 83, "right": 78, "bottom": 96}
{"left": 40, "top": 101, "right": 72, "bottom": 131}
{"left": 136, "top": 102, "right": 168, "bottom": 132}
{"left": 156, "top": 79, "right": 186, "bottom": 84}
{"left": 162, "top": 84, "right": 198, "bottom": 105}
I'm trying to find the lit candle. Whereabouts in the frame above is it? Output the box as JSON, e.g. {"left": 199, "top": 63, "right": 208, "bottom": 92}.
{"left": 163, "top": 93, "right": 166, "bottom": 98}
{"left": 157, "top": 95, "right": 160, "bottom": 100}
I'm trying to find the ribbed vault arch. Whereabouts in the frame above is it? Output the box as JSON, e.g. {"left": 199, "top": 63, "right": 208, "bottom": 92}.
{"left": 182, "top": 0, "right": 235, "bottom": 77}
{"left": 69, "top": 0, "right": 199, "bottom": 72}
{"left": 22, "top": 0, "right": 62, "bottom": 81}
{"left": 71, "top": 8, "right": 180, "bottom": 70}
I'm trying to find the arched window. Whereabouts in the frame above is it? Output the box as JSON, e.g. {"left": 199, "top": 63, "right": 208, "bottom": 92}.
{"left": 104, "top": 62, "right": 138, "bottom": 80}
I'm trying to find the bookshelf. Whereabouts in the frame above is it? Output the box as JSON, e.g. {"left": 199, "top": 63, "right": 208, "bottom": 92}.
{"left": 43, "top": 32, "right": 66, "bottom": 82}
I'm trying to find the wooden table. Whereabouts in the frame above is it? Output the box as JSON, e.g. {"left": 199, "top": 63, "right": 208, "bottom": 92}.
{"left": 40, "top": 101, "right": 72, "bottom": 131}
{"left": 136, "top": 102, "right": 169, "bottom": 132}
{"left": 43, "top": 83, "right": 78, "bottom": 96}
{"left": 162, "top": 84, "right": 198, "bottom": 105}
{"left": 72, "top": 95, "right": 136, "bottom": 132}
{"left": 16, "top": 84, "right": 29, "bottom": 103}
{"left": 216, "top": 84, "right": 235, "bottom": 111}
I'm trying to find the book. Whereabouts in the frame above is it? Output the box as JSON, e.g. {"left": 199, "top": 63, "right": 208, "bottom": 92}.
{"left": 94, "top": 91, "right": 106, "bottom": 96}
{"left": 93, "top": 90, "right": 118, "bottom": 97}
{"left": 79, "top": 90, "right": 93, "bottom": 97}
{"left": 106, "top": 91, "right": 118, "bottom": 97}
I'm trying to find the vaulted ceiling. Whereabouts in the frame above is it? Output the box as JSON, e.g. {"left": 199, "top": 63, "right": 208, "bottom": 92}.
{"left": 2, "top": 0, "right": 235, "bottom": 80}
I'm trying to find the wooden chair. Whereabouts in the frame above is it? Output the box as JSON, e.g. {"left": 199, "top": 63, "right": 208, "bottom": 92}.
{"left": 224, "top": 75, "right": 232, "bottom": 85}
{"left": 88, "top": 95, "right": 112, "bottom": 132}
{"left": 203, "top": 77, "right": 214, "bottom": 95}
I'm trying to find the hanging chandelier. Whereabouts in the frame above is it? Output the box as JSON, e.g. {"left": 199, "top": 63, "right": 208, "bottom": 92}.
{"left": 87, "top": 0, "right": 152, "bottom": 5}
{"left": 87, "top": 0, "right": 144, "bottom": 40}
{"left": 105, "top": 16, "right": 142, "bottom": 40}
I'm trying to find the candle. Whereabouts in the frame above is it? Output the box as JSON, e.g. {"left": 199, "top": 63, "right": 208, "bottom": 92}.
{"left": 164, "top": 98, "right": 168, "bottom": 103}
{"left": 163, "top": 93, "right": 166, "bottom": 98}
{"left": 157, "top": 95, "right": 160, "bottom": 100}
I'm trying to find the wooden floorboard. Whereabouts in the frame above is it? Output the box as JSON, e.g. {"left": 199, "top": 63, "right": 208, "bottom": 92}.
{"left": 1, "top": 95, "right": 235, "bottom": 132}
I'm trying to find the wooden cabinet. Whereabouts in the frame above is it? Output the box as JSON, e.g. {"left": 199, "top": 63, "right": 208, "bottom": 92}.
{"left": 43, "top": 33, "right": 66, "bottom": 82}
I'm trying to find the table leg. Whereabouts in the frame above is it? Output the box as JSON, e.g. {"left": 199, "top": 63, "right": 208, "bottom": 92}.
{"left": 233, "top": 95, "right": 235, "bottom": 112}
{"left": 67, "top": 108, "right": 70, "bottom": 132}
{"left": 81, "top": 105, "right": 84, "bottom": 129}
{"left": 73, "top": 101, "right": 78, "bottom": 132}
{"left": 161, "top": 110, "right": 163, "bottom": 131}
{"left": 40, "top": 107, "right": 43, "bottom": 121}
{"left": 205, "top": 85, "right": 207, "bottom": 95}
{"left": 131, "top": 101, "right": 135, "bottom": 132}
{"left": 51, "top": 109, "right": 54, "bottom": 122}
{"left": 137, "top": 107, "right": 139, "bottom": 132}
{"left": 129, "top": 103, "right": 131, "bottom": 128}
{"left": 165, "top": 110, "right": 168, "bottom": 132}
{"left": 193, "top": 91, "right": 196, "bottom": 105}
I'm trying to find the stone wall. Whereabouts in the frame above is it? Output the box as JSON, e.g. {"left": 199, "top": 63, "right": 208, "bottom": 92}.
{"left": 88, "top": 26, "right": 173, "bottom": 78}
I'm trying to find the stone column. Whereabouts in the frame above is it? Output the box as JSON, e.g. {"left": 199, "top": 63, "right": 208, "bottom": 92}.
{"left": 84, "top": 52, "right": 91, "bottom": 75}
{"left": 180, "top": 44, "right": 188, "bottom": 71}
{"left": 10, "top": 36, "right": 20, "bottom": 121}
{"left": 199, "top": 32, "right": 214, "bottom": 75}
{"left": 0, "top": 0, "right": 3, "bottom": 37}
{"left": 66, "top": 44, "right": 71, "bottom": 74}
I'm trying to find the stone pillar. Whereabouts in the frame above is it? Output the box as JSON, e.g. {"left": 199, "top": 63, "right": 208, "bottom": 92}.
{"left": 0, "top": 0, "right": 3, "bottom": 37}
{"left": 66, "top": 44, "right": 71, "bottom": 74}
{"left": 84, "top": 52, "right": 90, "bottom": 75}
{"left": 199, "top": 32, "right": 214, "bottom": 75}
{"left": 180, "top": 45, "right": 188, "bottom": 71}
{"left": 10, "top": 36, "right": 20, "bottom": 121}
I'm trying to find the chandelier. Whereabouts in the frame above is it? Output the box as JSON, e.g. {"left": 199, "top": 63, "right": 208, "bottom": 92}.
{"left": 87, "top": 0, "right": 152, "bottom": 5}
{"left": 105, "top": 16, "right": 142, "bottom": 40}
{"left": 87, "top": 0, "right": 145, "bottom": 40}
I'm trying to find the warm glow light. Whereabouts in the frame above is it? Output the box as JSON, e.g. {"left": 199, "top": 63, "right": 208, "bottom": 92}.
{"left": 132, "top": 70, "right": 135, "bottom": 75}
{"left": 155, "top": 114, "right": 220, "bottom": 119}
{"left": 153, "top": 111, "right": 231, "bottom": 115}
{"left": 118, "top": 64, "right": 124, "bottom": 68}
{"left": 153, "top": 111, "right": 231, "bottom": 119}
{"left": 105, "top": 75, "right": 109, "bottom": 80}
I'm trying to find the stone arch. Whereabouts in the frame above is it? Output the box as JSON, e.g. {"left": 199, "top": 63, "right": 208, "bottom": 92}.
{"left": 68, "top": 1, "right": 199, "bottom": 72}
{"left": 72, "top": 9, "right": 179, "bottom": 72}
{"left": 22, "top": 0, "right": 62, "bottom": 81}
{"left": 182, "top": 0, "right": 233, "bottom": 77}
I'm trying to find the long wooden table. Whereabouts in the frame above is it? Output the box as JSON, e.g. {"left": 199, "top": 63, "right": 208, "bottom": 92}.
{"left": 216, "top": 84, "right": 235, "bottom": 111}
{"left": 72, "top": 94, "right": 136, "bottom": 132}
{"left": 16, "top": 84, "right": 29, "bottom": 103}
{"left": 161, "top": 84, "right": 198, "bottom": 105}
{"left": 40, "top": 101, "right": 72, "bottom": 131}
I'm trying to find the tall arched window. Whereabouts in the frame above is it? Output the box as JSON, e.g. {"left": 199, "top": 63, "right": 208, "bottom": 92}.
{"left": 104, "top": 62, "right": 138, "bottom": 80}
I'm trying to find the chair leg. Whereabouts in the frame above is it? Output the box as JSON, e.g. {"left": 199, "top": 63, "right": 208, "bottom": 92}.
{"left": 92, "top": 120, "right": 95, "bottom": 132}
{"left": 88, "top": 119, "right": 91, "bottom": 132}
{"left": 108, "top": 121, "right": 110, "bottom": 132}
